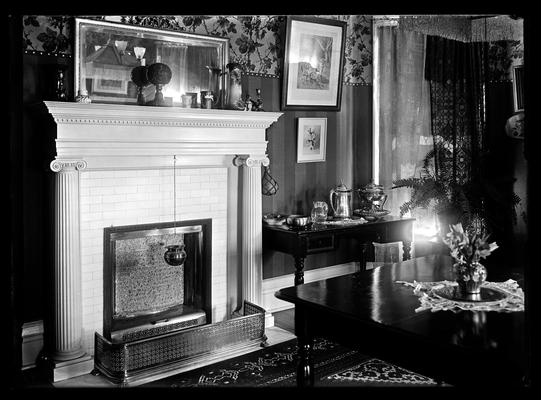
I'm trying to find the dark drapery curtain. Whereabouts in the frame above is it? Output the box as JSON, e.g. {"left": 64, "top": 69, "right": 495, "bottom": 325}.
{"left": 425, "top": 36, "right": 489, "bottom": 232}
{"left": 425, "top": 35, "right": 488, "bottom": 186}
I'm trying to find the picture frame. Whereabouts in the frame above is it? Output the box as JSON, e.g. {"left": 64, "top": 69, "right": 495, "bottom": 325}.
{"left": 512, "top": 64, "right": 524, "bottom": 112}
{"left": 92, "top": 68, "right": 129, "bottom": 95}
{"left": 74, "top": 18, "right": 229, "bottom": 106}
{"left": 281, "top": 16, "right": 347, "bottom": 111}
{"left": 297, "top": 118, "right": 327, "bottom": 163}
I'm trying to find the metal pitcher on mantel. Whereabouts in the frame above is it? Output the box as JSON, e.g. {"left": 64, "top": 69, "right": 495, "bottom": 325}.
{"left": 330, "top": 182, "right": 353, "bottom": 219}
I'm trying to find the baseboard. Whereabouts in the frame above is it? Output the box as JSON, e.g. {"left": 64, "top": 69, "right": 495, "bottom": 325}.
{"left": 22, "top": 320, "right": 44, "bottom": 370}
{"left": 262, "top": 262, "right": 358, "bottom": 313}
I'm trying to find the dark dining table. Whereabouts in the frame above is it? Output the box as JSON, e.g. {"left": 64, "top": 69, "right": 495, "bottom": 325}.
{"left": 274, "top": 254, "right": 528, "bottom": 387}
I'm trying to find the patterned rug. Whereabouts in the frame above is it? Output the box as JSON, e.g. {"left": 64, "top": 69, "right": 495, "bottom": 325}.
{"left": 141, "top": 337, "right": 439, "bottom": 388}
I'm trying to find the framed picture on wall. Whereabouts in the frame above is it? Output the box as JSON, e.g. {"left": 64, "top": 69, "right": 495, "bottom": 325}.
{"left": 297, "top": 118, "right": 327, "bottom": 163}
{"left": 281, "top": 16, "right": 347, "bottom": 111}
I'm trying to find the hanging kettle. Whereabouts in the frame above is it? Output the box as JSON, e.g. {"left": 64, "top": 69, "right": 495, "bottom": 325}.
{"left": 330, "top": 182, "right": 353, "bottom": 219}
{"left": 164, "top": 243, "right": 187, "bottom": 266}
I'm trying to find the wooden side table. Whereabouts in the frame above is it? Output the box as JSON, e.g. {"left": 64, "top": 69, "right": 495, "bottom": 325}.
{"left": 263, "top": 216, "right": 415, "bottom": 285}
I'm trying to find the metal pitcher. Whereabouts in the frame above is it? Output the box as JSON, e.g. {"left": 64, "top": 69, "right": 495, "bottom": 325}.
{"left": 330, "top": 183, "right": 352, "bottom": 219}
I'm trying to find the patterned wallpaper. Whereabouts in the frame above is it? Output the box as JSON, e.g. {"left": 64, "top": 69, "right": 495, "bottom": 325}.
{"left": 23, "top": 16, "right": 71, "bottom": 53}
{"left": 22, "top": 15, "right": 373, "bottom": 84}
{"left": 22, "top": 15, "right": 521, "bottom": 83}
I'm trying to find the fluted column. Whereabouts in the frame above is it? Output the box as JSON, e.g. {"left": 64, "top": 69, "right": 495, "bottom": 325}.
{"left": 49, "top": 159, "right": 87, "bottom": 362}
{"left": 233, "top": 155, "right": 269, "bottom": 306}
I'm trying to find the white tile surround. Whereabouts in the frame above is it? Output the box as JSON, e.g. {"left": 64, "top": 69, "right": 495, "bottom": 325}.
{"left": 79, "top": 167, "right": 229, "bottom": 356}
{"left": 43, "top": 101, "right": 282, "bottom": 381}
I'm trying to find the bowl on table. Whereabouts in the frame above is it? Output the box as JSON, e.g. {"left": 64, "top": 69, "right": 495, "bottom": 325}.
{"left": 263, "top": 213, "right": 286, "bottom": 226}
{"left": 286, "top": 214, "right": 310, "bottom": 227}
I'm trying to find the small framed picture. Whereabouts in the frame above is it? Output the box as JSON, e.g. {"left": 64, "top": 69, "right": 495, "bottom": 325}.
{"left": 297, "top": 118, "right": 327, "bottom": 163}
{"left": 282, "top": 16, "right": 347, "bottom": 111}
{"left": 92, "top": 76, "right": 129, "bottom": 95}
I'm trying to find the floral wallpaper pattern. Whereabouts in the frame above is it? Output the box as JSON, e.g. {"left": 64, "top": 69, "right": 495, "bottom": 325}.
{"left": 23, "top": 15, "right": 72, "bottom": 54}
{"left": 487, "top": 40, "right": 523, "bottom": 81}
{"left": 22, "top": 15, "right": 522, "bottom": 83}
{"left": 321, "top": 15, "right": 373, "bottom": 85}
{"left": 22, "top": 14, "right": 373, "bottom": 84}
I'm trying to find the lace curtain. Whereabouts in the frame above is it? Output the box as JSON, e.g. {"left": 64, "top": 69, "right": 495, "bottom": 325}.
{"left": 375, "top": 25, "right": 433, "bottom": 246}
{"left": 424, "top": 36, "right": 488, "bottom": 233}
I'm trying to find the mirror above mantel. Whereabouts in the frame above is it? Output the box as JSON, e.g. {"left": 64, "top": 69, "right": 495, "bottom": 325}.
{"left": 74, "top": 18, "right": 229, "bottom": 108}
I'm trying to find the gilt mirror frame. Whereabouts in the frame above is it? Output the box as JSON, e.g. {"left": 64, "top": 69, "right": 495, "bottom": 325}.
{"left": 74, "top": 17, "right": 230, "bottom": 106}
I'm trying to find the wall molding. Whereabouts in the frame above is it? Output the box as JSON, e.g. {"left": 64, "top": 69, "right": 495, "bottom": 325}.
{"left": 22, "top": 320, "right": 44, "bottom": 370}
{"left": 262, "top": 262, "right": 358, "bottom": 313}
{"left": 24, "top": 49, "right": 72, "bottom": 58}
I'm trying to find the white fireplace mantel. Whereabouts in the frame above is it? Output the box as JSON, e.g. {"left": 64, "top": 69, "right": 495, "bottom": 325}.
{"left": 43, "top": 101, "right": 282, "bottom": 381}
{"left": 45, "top": 101, "right": 282, "bottom": 170}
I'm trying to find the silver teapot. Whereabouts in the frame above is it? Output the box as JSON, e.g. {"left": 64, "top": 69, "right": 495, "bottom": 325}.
{"left": 330, "top": 182, "right": 353, "bottom": 219}
{"left": 357, "top": 180, "right": 388, "bottom": 211}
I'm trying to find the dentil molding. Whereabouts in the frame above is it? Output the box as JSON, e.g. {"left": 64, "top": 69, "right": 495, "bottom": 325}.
{"left": 44, "top": 101, "right": 282, "bottom": 129}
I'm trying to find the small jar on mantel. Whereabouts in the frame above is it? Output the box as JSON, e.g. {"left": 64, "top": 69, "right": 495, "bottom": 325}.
{"left": 226, "top": 62, "right": 245, "bottom": 110}
{"left": 75, "top": 89, "right": 92, "bottom": 104}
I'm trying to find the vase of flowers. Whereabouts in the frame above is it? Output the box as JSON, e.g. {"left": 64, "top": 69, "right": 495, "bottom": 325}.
{"left": 442, "top": 223, "right": 498, "bottom": 294}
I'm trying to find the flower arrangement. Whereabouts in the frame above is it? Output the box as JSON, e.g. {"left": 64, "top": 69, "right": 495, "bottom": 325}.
{"left": 442, "top": 223, "right": 499, "bottom": 264}
{"left": 442, "top": 223, "right": 499, "bottom": 294}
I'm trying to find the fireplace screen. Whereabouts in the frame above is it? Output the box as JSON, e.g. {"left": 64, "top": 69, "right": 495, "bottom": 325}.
{"left": 103, "top": 219, "right": 212, "bottom": 342}
{"left": 114, "top": 232, "right": 186, "bottom": 317}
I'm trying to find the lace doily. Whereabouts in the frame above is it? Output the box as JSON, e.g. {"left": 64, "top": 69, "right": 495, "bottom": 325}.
{"left": 395, "top": 279, "right": 524, "bottom": 313}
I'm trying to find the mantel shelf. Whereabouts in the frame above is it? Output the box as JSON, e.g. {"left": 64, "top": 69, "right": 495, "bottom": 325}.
{"left": 43, "top": 101, "right": 283, "bottom": 169}
{"left": 44, "top": 101, "right": 283, "bottom": 129}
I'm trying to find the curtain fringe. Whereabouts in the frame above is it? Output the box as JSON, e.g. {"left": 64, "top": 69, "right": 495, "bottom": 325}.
{"left": 388, "top": 15, "right": 523, "bottom": 43}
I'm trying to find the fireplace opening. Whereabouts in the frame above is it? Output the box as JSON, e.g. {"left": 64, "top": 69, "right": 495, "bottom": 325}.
{"left": 103, "top": 219, "right": 212, "bottom": 344}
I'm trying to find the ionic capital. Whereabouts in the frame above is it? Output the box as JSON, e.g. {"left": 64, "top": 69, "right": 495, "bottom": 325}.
{"left": 233, "top": 155, "right": 270, "bottom": 168}
{"left": 50, "top": 159, "right": 87, "bottom": 172}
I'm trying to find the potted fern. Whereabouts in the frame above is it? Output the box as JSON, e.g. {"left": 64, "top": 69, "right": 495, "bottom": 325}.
{"left": 392, "top": 142, "right": 520, "bottom": 237}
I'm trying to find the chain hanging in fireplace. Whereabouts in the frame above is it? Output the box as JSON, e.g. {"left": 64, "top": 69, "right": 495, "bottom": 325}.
{"left": 164, "top": 155, "right": 187, "bottom": 266}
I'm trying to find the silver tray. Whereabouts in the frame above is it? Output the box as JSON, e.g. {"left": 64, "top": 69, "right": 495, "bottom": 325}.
{"left": 353, "top": 209, "right": 390, "bottom": 220}
{"left": 433, "top": 285, "right": 508, "bottom": 303}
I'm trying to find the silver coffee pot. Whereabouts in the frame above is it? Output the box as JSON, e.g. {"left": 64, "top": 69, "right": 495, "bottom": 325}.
{"left": 330, "top": 182, "right": 353, "bottom": 219}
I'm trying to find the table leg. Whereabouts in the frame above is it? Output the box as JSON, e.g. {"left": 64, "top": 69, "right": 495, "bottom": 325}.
{"left": 295, "top": 307, "right": 314, "bottom": 387}
{"left": 359, "top": 242, "right": 370, "bottom": 271}
{"left": 294, "top": 256, "right": 305, "bottom": 286}
{"left": 403, "top": 239, "right": 412, "bottom": 261}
